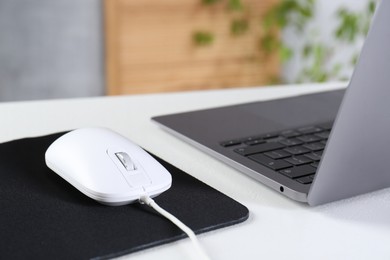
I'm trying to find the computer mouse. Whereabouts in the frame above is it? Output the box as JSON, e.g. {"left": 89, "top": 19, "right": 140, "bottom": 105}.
{"left": 45, "top": 127, "right": 172, "bottom": 206}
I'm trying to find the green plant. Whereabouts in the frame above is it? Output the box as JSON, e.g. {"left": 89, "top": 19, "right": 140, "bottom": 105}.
{"left": 195, "top": 0, "right": 378, "bottom": 84}
{"left": 193, "top": 31, "right": 215, "bottom": 46}
{"left": 193, "top": 0, "right": 247, "bottom": 47}
{"left": 335, "top": 1, "right": 376, "bottom": 43}
{"left": 299, "top": 0, "right": 376, "bottom": 83}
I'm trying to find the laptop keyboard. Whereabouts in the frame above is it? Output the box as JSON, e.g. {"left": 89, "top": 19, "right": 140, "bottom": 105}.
{"left": 220, "top": 122, "right": 333, "bottom": 185}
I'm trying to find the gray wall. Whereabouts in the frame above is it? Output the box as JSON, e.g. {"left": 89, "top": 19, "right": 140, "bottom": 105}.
{"left": 0, "top": 0, "right": 104, "bottom": 102}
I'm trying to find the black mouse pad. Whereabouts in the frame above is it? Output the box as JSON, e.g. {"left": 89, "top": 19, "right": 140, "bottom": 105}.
{"left": 0, "top": 133, "right": 249, "bottom": 259}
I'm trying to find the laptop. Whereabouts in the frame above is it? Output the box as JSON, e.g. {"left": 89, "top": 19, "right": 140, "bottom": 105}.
{"left": 152, "top": 0, "right": 390, "bottom": 206}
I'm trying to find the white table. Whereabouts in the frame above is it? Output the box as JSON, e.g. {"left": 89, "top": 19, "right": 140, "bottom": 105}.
{"left": 1, "top": 83, "right": 389, "bottom": 260}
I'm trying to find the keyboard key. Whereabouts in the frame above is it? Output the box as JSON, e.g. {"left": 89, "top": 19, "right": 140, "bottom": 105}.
{"left": 240, "top": 135, "right": 261, "bottom": 143}
{"left": 284, "top": 156, "right": 313, "bottom": 166}
{"left": 311, "top": 162, "right": 319, "bottom": 168}
{"left": 280, "top": 130, "right": 301, "bottom": 138}
{"left": 304, "top": 152, "right": 322, "bottom": 161}
{"left": 235, "top": 142, "right": 285, "bottom": 156}
{"left": 317, "top": 122, "right": 333, "bottom": 130}
{"left": 279, "top": 165, "right": 316, "bottom": 179}
{"left": 313, "top": 150, "right": 323, "bottom": 157}
{"left": 245, "top": 139, "right": 266, "bottom": 146}
{"left": 314, "top": 131, "right": 330, "bottom": 139}
{"left": 249, "top": 154, "right": 292, "bottom": 170}
{"left": 258, "top": 133, "right": 278, "bottom": 139}
{"left": 279, "top": 138, "right": 303, "bottom": 146}
{"left": 296, "top": 135, "right": 321, "bottom": 143}
{"left": 283, "top": 146, "right": 310, "bottom": 155}
{"left": 297, "top": 126, "right": 323, "bottom": 134}
{"left": 302, "top": 142, "right": 326, "bottom": 151}
{"left": 296, "top": 175, "right": 315, "bottom": 184}
{"left": 264, "top": 150, "right": 291, "bottom": 159}
{"left": 220, "top": 140, "right": 241, "bottom": 147}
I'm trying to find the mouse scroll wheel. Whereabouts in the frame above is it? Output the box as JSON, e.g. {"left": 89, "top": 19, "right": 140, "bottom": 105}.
{"left": 115, "top": 152, "right": 136, "bottom": 171}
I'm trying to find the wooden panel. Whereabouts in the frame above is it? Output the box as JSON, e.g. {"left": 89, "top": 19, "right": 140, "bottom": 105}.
{"left": 105, "top": 0, "right": 279, "bottom": 95}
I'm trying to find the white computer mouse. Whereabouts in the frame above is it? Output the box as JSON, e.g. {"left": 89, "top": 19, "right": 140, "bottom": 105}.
{"left": 45, "top": 128, "right": 172, "bottom": 206}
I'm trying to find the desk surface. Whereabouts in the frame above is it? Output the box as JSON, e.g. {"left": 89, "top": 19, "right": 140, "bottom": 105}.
{"left": 1, "top": 83, "right": 389, "bottom": 260}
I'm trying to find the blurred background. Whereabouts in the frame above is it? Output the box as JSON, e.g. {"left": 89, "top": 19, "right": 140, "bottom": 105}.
{"left": 0, "top": 0, "right": 377, "bottom": 102}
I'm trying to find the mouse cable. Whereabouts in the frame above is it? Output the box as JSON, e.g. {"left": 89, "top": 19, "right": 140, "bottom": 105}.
{"left": 140, "top": 195, "right": 210, "bottom": 260}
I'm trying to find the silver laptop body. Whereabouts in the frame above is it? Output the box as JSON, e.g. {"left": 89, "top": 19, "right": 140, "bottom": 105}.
{"left": 153, "top": 0, "right": 390, "bottom": 206}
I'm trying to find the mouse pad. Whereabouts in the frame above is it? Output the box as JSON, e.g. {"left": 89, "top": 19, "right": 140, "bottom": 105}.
{"left": 0, "top": 133, "right": 249, "bottom": 259}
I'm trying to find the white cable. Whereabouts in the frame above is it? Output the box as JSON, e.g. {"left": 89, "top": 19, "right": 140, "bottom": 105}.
{"left": 140, "top": 195, "right": 210, "bottom": 260}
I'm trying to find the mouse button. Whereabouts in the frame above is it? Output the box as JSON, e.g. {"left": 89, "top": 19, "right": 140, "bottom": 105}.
{"left": 143, "top": 171, "right": 172, "bottom": 190}
{"left": 107, "top": 148, "right": 138, "bottom": 174}
{"left": 139, "top": 156, "right": 171, "bottom": 180}
{"left": 106, "top": 148, "right": 152, "bottom": 187}
{"left": 115, "top": 152, "right": 136, "bottom": 171}
{"left": 136, "top": 158, "right": 172, "bottom": 195}
{"left": 78, "top": 162, "right": 132, "bottom": 194}
{"left": 125, "top": 173, "right": 152, "bottom": 188}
